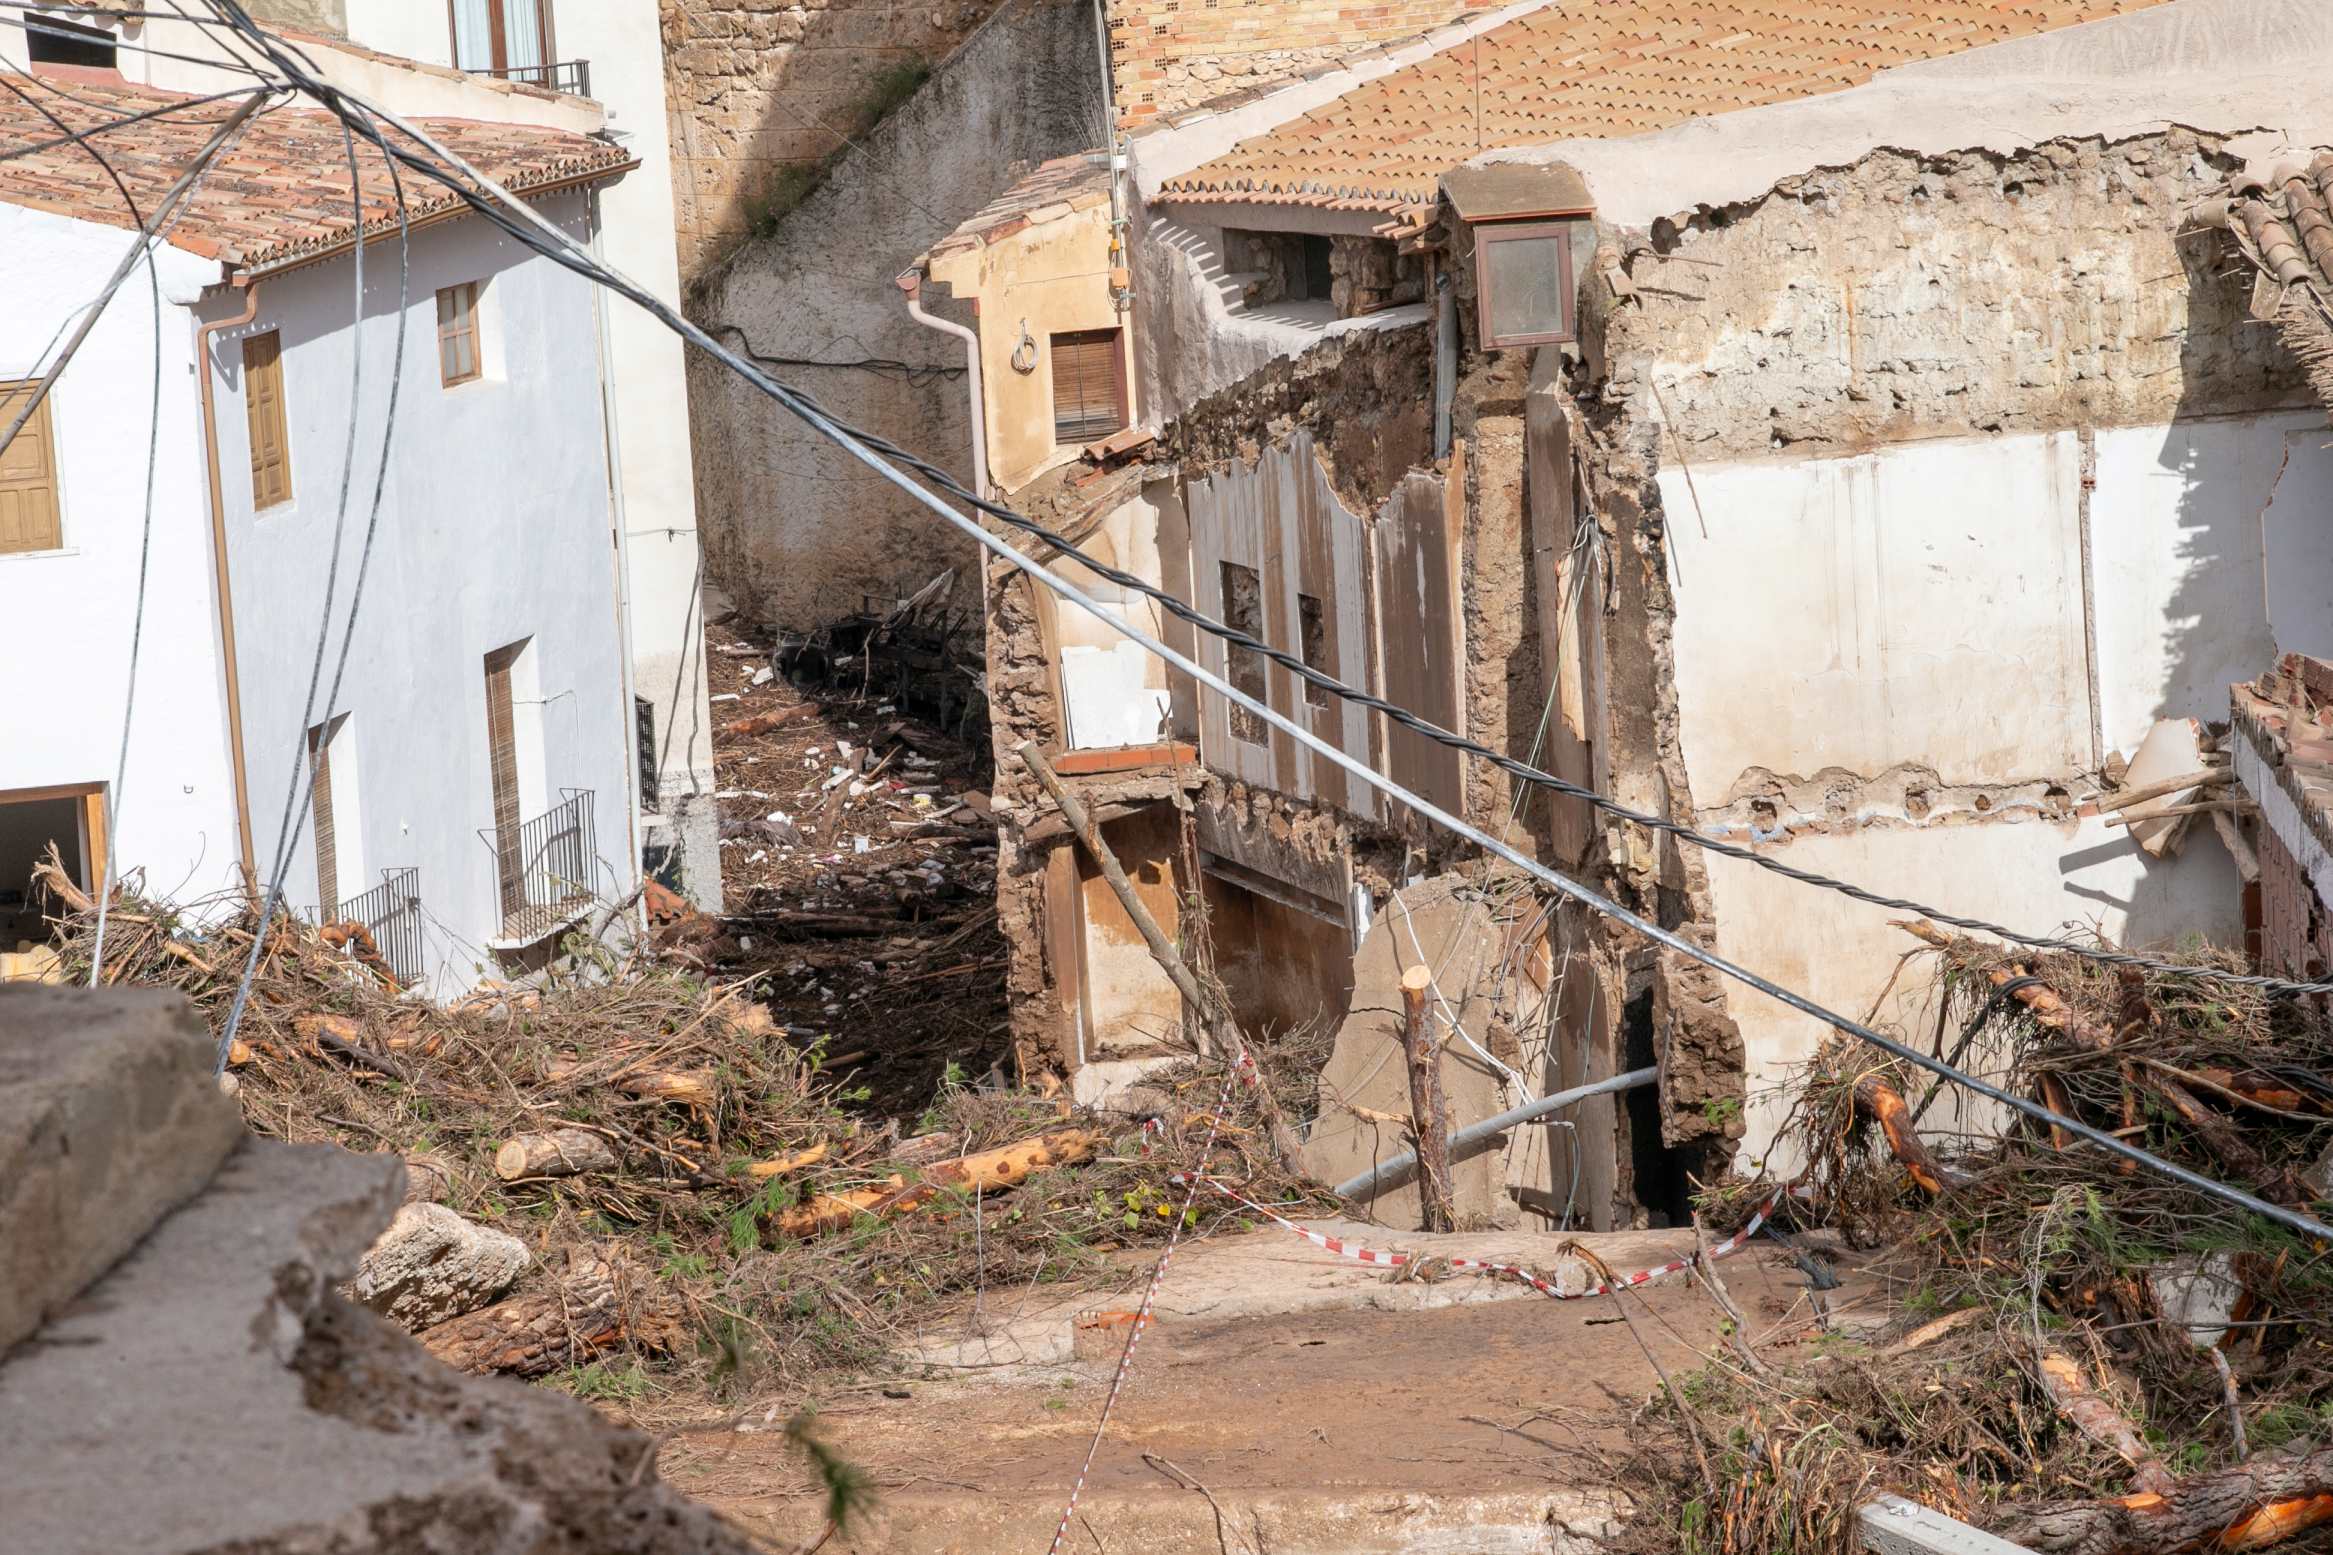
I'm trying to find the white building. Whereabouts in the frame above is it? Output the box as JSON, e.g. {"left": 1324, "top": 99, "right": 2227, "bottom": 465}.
{"left": 0, "top": 75, "right": 640, "bottom": 991}
{"left": 0, "top": 0, "right": 724, "bottom": 910}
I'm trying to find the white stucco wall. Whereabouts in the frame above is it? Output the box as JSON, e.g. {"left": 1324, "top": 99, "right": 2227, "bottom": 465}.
{"left": 0, "top": 206, "right": 241, "bottom": 906}
{"left": 207, "top": 195, "right": 633, "bottom": 987}
{"left": 1659, "top": 415, "right": 2333, "bottom": 1164}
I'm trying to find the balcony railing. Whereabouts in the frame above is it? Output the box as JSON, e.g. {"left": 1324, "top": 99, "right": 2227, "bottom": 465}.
{"left": 482, "top": 789, "right": 597, "bottom": 944}
{"left": 309, "top": 868, "right": 425, "bottom": 987}
{"left": 472, "top": 59, "right": 591, "bottom": 97}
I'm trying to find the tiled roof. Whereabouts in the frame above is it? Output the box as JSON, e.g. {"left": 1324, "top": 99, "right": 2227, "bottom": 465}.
{"left": 1156, "top": 0, "right": 2178, "bottom": 214}
{"left": 918, "top": 153, "right": 1112, "bottom": 270}
{"left": 0, "top": 76, "right": 632, "bottom": 273}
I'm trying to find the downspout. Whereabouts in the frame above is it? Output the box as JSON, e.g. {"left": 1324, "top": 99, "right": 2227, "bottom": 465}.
{"left": 195, "top": 278, "right": 261, "bottom": 894}
{"left": 586, "top": 187, "right": 646, "bottom": 928}
{"left": 898, "top": 270, "right": 987, "bottom": 499}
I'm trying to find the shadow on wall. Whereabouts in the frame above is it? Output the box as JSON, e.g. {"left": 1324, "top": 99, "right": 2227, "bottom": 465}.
{"left": 682, "top": 0, "right": 1107, "bottom": 637}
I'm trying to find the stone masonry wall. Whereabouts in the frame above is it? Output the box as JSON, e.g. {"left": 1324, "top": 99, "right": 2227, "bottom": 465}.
{"left": 1607, "top": 133, "right": 2305, "bottom": 461}
{"left": 661, "top": 0, "right": 1011, "bottom": 281}
{"left": 686, "top": 0, "right": 1101, "bottom": 633}
{"left": 1105, "top": 0, "right": 1468, "bottom": 122}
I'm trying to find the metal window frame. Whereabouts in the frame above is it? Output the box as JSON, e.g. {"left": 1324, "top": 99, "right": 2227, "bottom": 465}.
{"left": 1471, "top": 219, "right": 1579, "bottom": 351}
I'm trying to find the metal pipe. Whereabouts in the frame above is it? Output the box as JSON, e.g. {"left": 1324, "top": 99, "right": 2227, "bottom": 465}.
{"left": 1330, "top": 1064, "right": 1657, "bottom": 1202}
{"left": 898, "top": 272, "right": 988, "bottom": 499}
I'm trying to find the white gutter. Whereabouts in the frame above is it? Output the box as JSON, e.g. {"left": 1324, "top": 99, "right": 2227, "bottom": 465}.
{"left": 897, "top": 271, "right": 988, "bottom": 500}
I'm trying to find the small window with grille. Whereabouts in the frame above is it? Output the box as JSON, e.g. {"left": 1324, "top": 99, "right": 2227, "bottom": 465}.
{"left": 1049, "top": 329, "right": 1125, "bottom": 448}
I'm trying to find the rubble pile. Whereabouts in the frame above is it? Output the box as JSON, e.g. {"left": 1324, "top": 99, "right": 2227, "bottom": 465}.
{"left": 1618, "top": 927, "right": 2333, "bottom": 1555}
{"left": 33, "top": 873, "right": 1319, "bottom": 1407}
{"left": 688, "top": 608, "right": 1008, "bottom": 1111}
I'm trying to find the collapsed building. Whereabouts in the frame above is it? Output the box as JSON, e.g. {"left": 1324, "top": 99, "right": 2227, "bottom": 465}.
{"left": 907, "top": 0, "right": 2333, "bottom": 1230}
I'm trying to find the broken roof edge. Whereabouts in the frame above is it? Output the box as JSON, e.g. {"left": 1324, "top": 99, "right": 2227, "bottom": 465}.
{"left": 1467, "top": 0, "right": 2333, "bottom": 233}
{"left": 1130, "top": 0, "right": 1560, "bottom": 200}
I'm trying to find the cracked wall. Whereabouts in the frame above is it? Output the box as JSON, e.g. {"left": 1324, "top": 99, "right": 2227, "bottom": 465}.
{"left": 1576, "top": 131, "right": 2328, "bottom": 1164}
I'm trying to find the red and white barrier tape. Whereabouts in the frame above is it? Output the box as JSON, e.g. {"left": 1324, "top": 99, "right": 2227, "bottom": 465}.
{"left": 1168, "top": 1172, "right": 1813, "bottom": 1301}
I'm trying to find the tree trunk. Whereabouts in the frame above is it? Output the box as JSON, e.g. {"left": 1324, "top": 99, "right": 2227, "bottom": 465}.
{"left": 494, "top": 1127, "right": 617, "bottom": 1181}
{"left": 1998, "top": 1445, "right": 2333, "bottom": 1555}
{"left": 1399, "top": 965, "right": 1455, "bottom": 1232}
{"left": 418, "top": 1254, "right": 679, "bottom": 1377}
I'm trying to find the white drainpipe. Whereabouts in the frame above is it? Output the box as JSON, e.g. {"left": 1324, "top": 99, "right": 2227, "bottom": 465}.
{"left": 898, "top": 270, "right": 988, "bottom": 500}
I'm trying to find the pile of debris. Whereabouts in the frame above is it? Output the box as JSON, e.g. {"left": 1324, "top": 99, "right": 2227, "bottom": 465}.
{"left": 688, "top": 611, "right": 1008, "bottom": 1112}
{"left": 33, "top": 874, "right": 1318, "bottom": 1405}
{"left": 1618, "top": 925, "right": 2333, "bottom": 1555}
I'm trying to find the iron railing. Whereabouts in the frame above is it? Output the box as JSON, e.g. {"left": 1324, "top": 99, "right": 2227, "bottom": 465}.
{"left": 310, "top": 868, "right": 425, "bottom": 986}
{"left": 473, "top": 58, "right": 591, "bottom": 97}
{"left": 481, "top": 789, "right": 596, "bottom": 943}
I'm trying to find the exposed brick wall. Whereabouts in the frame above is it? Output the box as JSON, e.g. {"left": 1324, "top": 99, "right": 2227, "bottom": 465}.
{"left": 661, "top": 0, "right": 1007, "bottom": 281}
{"left": 2256, "top": 823, "right": 2333, "bottom": 985}
{"left": 1105, "top": 0, "right": 1469, "bottom": 121}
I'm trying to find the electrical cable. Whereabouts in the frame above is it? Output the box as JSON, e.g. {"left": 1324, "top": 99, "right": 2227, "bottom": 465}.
{"left": 202, "top": 3, "right": 2333, "bottom": 1238}
{"left": 707, "top": 320, "right": 964, "bottom": 384}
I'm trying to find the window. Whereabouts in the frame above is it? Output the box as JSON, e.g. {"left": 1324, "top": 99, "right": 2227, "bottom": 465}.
{"left": 635, "top": 696, "right": 659, "bottom": 813}
{"left": 484, "top": 643, "right": 526, "bottom": 921}
{"left": 308, "top": 721, "right": 340, "bottom": 917}
{"left": 1297, "top": 592, "right": 1332, "bottom": 710}
{"left": 1473, "top": 220, "right": 1581, "bottom": 350}
{"left": 450, "top": 0, "right": 554, "bottom": 80}
{"left": 242, "top": 331, "right": 292, "bottom": 510}
{"left": 1298, "top": 235, "right": 1333, "bottom": 302}
{"left": 27, "top": 14, "right": 115, "bottom": 70}
{"left": 437, "top": 282, "right": 482, "bottom": 387}
{"left": 0, "top": 380, "right": 63, "bottom": 555}
{"left": 1050, "top": 329, "right": 1125, "bottom": 447}
{"left": 1219, "top": 561, "right": 1267, "bottom": 745}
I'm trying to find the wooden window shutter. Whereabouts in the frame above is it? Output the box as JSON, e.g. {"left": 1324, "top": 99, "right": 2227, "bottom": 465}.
{"left": 309, "top": 724, "right": 338, "bottom": 916}
{"left": 1050, "top": 330, "right": 1124, "bottom": 446}
{"left": 0, "top": 381, "right": 63, "bottom": 555}
{"left": 484, "top": 647, "right": 524, "bottom": 920}
{"left": 243, "top": 330, "right": 293, "bottom": 509}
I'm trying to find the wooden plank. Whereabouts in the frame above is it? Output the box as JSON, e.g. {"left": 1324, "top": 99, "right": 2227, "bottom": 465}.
{"left": 1860, "top": 1495, "right": 2033, "bottom": 1555}
{"left": 1050, "top": 742, "right": 1198, "bottom": 776}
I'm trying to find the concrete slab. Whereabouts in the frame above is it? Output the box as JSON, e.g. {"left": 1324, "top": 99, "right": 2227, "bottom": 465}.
{"left": 0, "top": 984, "right": 244, "bottom": 1353}
{"left": 903, "top": 1218, "right": 1705, "bottom": 1371}
{"left": 0, "top": 1139, "right": 760, "bottom": 1555}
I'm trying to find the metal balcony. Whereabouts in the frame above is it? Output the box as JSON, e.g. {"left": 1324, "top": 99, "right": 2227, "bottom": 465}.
{"left": 481, "top": 789, "right": 597, "bottom": 944}
{"left": 309, "top": 867, "right": 425, "bottom": 986}
{"left": 472, "top": 59, "right": 591, "bottom": 97}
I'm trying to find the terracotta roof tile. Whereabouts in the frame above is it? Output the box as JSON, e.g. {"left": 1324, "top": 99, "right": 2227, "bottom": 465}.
{"left": 916, "top": 152, "right": 1111, "bottom": 266}
{"left": 0, "top": 75, "right": 632, "bottom": 273}
{"left": 1157, "top": 0, "right": 2177, "bottom": 214}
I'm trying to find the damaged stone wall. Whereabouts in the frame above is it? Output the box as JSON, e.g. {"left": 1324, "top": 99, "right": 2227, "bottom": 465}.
{"left": 685, "top": 0, "right": 1100, "bottom": 635}
{"left": 660, "top": 0, "right": 1009, "bottom": 281}
{"left": 1103, "top": 0, "right": 1469, "bottom": 122}
{"left": 1566, "top": 131, "right": 2320, "bottom": 1165}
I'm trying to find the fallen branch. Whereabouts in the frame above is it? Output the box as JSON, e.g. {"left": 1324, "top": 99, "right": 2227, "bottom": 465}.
{"left": 766, "top": 1128, "right": 1101, "bottom": 1239}
{"left": 2106, "top": 798, "right": 2255, "bottom": 830}
{"left": 1998, "top": 1443, "right": 2333, "bottom": 1555}
{"left": 1853, "top": 1073, "right": 1968, "bottom": 1194}
{"left": 2037, "top": 1348, "right": 2175, "bottom": 1499}
{"left": 418, "top": 1253, "right": 681, "bottom": 1377}
{"left": 2098, "top": 767, "right": 2235, "bottom": 812}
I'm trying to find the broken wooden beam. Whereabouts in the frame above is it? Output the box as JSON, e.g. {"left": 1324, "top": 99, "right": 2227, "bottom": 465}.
{"left": 2098, "top": 767, "right": 2234, "bottom": 812}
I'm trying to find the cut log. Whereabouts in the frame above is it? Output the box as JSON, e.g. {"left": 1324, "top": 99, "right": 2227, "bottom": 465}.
{"left": 2038, "top": 1348, "right": 2176, "bottom": 1499}
{"left": 354, "top": 1201, "right": 530, "bottom": 1331}
{"left": 402, "top": 1151, "right": 459, "bottom": 1204}
{"left": 1997, "top": 1444, "right": 2333, "bottom": 1555}
{"left": 543, "top": 1058, "right": 717, "bottom": 1109}
{"left": 418, "top": 1253, "right": 681, "bottom": 1377}
{"left": 767, "top": 1128, "right": 1101, "bottom": 1239}
{"left": 494, "top": 1127, "right": 617, "bottom": 1181}
{"left": 741, "top": 1143, "right": 829, "bottom": 1181}
{"left": 1853, "top": 1074, "right": 1967, "bottom": 1194}
{"left": 889, "top": 1130, "right": 963, "bottom": 1168}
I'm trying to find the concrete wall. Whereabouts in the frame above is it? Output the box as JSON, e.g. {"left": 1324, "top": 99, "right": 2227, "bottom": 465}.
{"left": 687, "top": 0, "right": 1102, "bottom": 636}
{"left": 209, "top": 196, "right": 633, "bottom": 987}
{"left": 0, "top": 208, "right": 242, "bottom": 908}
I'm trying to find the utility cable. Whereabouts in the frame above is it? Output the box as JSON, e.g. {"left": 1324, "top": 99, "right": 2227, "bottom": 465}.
{"left": 209, "top": 7, "right": 2333, "bottom": 1237}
